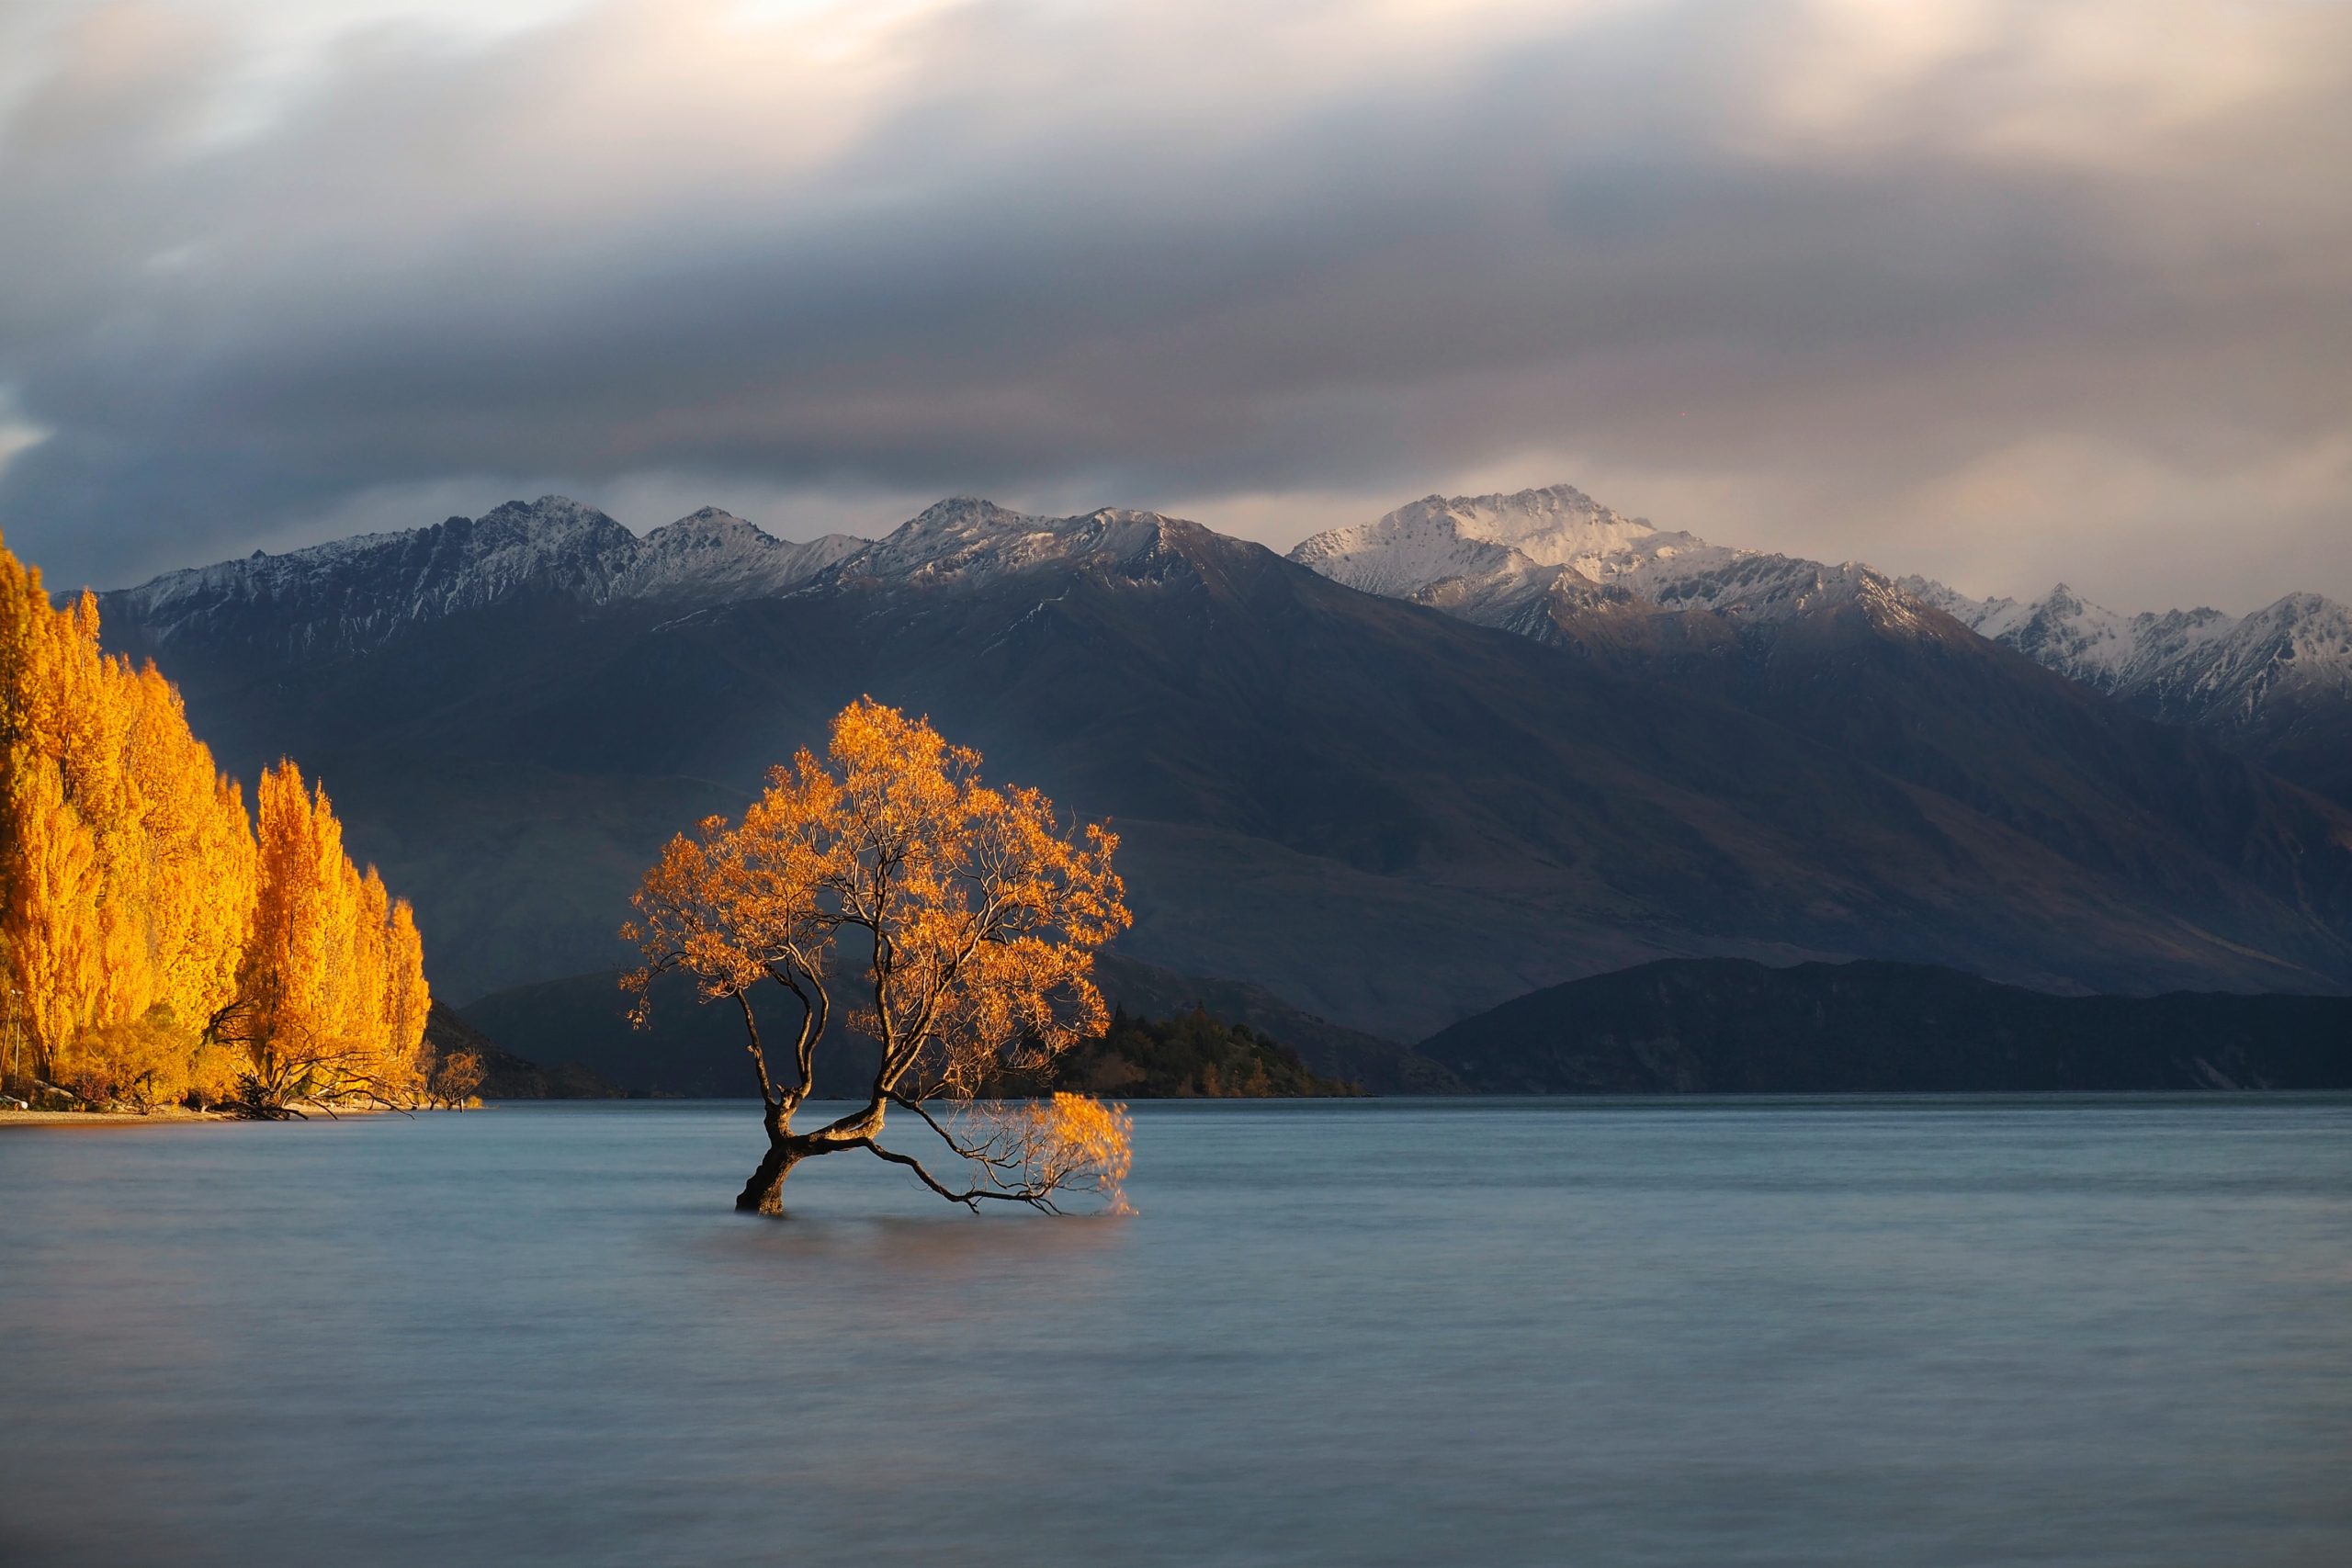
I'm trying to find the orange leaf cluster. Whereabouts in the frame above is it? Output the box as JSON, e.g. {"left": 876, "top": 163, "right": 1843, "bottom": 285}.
{"left": 951, "top": 1092, "right": 1137, "bottom": 1213}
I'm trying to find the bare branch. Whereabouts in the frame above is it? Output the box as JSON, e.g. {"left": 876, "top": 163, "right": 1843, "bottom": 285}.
{"left": 851, "top": 1138, "right": 1065, "bottom": 1213}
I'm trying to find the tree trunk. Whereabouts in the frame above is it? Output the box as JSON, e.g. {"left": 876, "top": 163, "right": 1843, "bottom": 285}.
{"left": 737, "top": 1135, "right": 800, "bottom": 1215}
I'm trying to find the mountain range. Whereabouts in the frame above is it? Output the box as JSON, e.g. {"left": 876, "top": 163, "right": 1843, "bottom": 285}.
{"left": 1287, "top": 484, "right": 2352, "bottom": 808}
{"left": 94, "top": 486, "right": 2352, "bottom": 1042}
{"left": 1908, "top": 581, "right": 2352, "bottom": 807}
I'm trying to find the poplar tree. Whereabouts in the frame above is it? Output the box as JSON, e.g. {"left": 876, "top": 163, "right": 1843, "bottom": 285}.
{"left": 228, "top": 763, "right": 431, "bottom": 1109}
{"left": 0, "top": 535, "right": 430, "bottom": 1111}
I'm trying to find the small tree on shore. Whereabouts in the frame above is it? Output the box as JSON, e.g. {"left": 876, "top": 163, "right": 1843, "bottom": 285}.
{"left": 624, "top": 698, "right": 1133, "bottom": 1214}
{"left": 426, "top": 1047, "right": 485, "bottom": 1110}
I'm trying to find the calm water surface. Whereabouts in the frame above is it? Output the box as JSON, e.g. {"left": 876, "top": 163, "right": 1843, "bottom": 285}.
{"left": 3, "top": 1097, "right": 2349, "bottom": 1567}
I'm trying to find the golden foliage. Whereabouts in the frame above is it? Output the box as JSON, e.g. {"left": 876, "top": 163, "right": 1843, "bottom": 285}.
{"left": 231, "top": 762, "right": 432, "bottom": 1106}
{"left": 425, "top": 1047, "right": 486, "bottom": 1110}
{"left": 627, "top": 696, "right": 1135, "bottom": 1211}
{"left": 4, "top": 754, "right": 104, "bottom": 1065}
{"left": 63, "top": 1004, "right": 227, "bottom": 1111}
{"left": 946, "top": 1092, "right": 1136, "bottom": 1213}
{"left": 0, "top": 534, "right": 429, "bottom": 1111}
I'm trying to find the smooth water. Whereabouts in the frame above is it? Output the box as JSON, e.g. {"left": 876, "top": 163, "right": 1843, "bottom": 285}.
{"left": 3, "top": 1098, "right": 2349, "bottom": 1567}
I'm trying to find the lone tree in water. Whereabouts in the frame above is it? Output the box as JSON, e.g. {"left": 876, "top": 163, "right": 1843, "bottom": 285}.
{"left": 624, "top": 698, "right": 1134, "bottom": 1214}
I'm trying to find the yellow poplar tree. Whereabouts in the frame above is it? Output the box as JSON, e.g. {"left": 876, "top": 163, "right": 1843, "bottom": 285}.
{"left": 235, "top": 761, "right": 337, "bottom": 1101}
{"left": 230, "top": 762, "right": 431, "bottom": 1108}
{"left": 124, "top": 664, "right": 255, "bottom": 1031}
{"left": 382, "top": 897, "right": 431, "bottom": 1096}
{"left": 0, "top": 539, "right": 267, "bottom": 1100}
{"left": 0, "top": 538, "right": 21, "bottom": 1077}
{"left": 0, "top": 547, "right": 121, "bottom": 1082}
{"left": 5, "top": 756, "right": 103, "bottom": 1079}
{"left": 0, "top": 533, "right": 428, "bottom": 1111}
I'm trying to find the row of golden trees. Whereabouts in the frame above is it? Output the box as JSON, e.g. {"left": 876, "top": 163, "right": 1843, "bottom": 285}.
{"left": 0, "top": 536, "right": 431, "bottom": 1111}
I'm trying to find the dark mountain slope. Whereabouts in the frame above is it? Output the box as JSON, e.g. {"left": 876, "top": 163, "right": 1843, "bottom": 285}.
{"left": 99, "top": 497, "right": 2352, "bottom": 1037}
{"left": 419, "top": 1000, "right": 618, "bottom": 1100}
{"left": 1288, "top": 486, "right": 2352, "bottom": 942}
{"left": 1422, "top": 958, "right": 2352, "bottom": 1093}
{"left": 1087, "top": 952, "right": 1453, "bottom": 1093}
{"left": 459, "top": 969, "right": 838, "bottom": 1099}
{"left": 1476, "top": 557, "right": 2352, "bottom": 944}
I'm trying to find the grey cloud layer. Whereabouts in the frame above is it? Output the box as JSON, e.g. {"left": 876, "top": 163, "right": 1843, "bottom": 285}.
{"left": 2, "top": 0, "right": 2347, "bottom": 607}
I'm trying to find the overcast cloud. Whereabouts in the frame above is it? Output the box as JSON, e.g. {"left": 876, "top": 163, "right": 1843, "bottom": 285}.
{"left": 1, "top": 0, "right": 2346, "bottom": 611}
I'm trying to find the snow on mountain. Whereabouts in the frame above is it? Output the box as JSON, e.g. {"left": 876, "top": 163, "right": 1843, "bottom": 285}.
{"left": 1907, "top": 577, "right": 2352, "bottom": 733}
{"left": 1976, "top": 583, "right": 2153, "bottom": 685}
{"left": 1302, "top": 484, "right": 2352, "bottom": 739}
{"left": 107, "top": 490, "right": 1262, "bottom": 668}
{"left": 813, "top": 497, "right": 1238, "bottom": 592}
{"left": 1635, "top": 552, "right": 1939, "bottom": 631}
{"left": 100, "top": 479, "right": 2352, "bottom": 807}
{"left": 1296, "top": 480, "right": 2352, "bottom": 805}
{"left": 625, "top": 506, "right": 864, "bottom": 602}
{"left": 1289, "top": 483, "right": 1930, "bottom": 637}
{"left": 1904, "top": 578, "right": 2233, "bottom": 691}
{"left": 107, "top": 497, "right": 863, "bottom": 656}
{"left": 1898, "top": 574, "right": 2352, "bottom": 805}
{"left": 1290, "top": 484, "right": 1732, "bottom": 604}
{"left": 2157, "top": 593, "right": 2352, "bottom": 728}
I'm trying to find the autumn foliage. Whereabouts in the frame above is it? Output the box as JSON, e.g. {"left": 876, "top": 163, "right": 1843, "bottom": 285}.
{"left": 626, "top": 697, "right": 1134, "bottom": 1213}
{"left": 0, "top": 536, "right": 432, "bottom": 1112}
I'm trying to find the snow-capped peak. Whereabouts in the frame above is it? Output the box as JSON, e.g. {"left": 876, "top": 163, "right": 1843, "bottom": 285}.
{"left": 2258, "top": 591, "right": 2352, "bottom": 634}
{"left": 822, "top": 499, "right": 1228, "bottom": 589}
{"left": 628, "top": 506, "right": 863, "bottom": 600}
{"left": 1290, "top": 483, "right": 1736, "bottom": 605}
{"left": 1996, "top": 582, "right": 2154, "bottom": 686}
{"left": 1905, "top": 577, "right": 2244, "bottom": 693}
{"left": 106, "top": 496, "right": 863, "bottom": 657}
{"left": 843, "top": 497, "right": 1052, "bottom": 578}
{"left": 647, "top": 504, "right": 763, "bottom": 544}
{"left": 2162, "top": 591, "right": 2352, "bottom": 723}
{"left": 1637, "top": 552, "right": 1937, "bottom": 631}
{"left": 1898, "top": 570, "right": 2352, "bottom": 753}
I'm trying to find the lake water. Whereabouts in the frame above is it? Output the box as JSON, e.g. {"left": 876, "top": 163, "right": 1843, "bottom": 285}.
{"left": 3, "top": 1097, "right": 2349, "bottom": 1566}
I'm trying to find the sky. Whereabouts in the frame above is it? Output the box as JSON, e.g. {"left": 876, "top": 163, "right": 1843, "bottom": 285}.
{"left": 1, "top": 0, "right": 2347, "bottom": 613}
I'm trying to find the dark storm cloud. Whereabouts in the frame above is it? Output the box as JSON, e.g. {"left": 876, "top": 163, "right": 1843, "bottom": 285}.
{"left": 1, "top": 0, "right": 2347, "bottom": 608}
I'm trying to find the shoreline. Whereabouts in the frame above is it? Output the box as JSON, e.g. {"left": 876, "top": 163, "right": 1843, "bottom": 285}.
{"left": 0, "top": 1108, "right": 232, "bottom": 1128}
{"left": 0, "top": 1104, "right": 411, "bottom": 1128}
